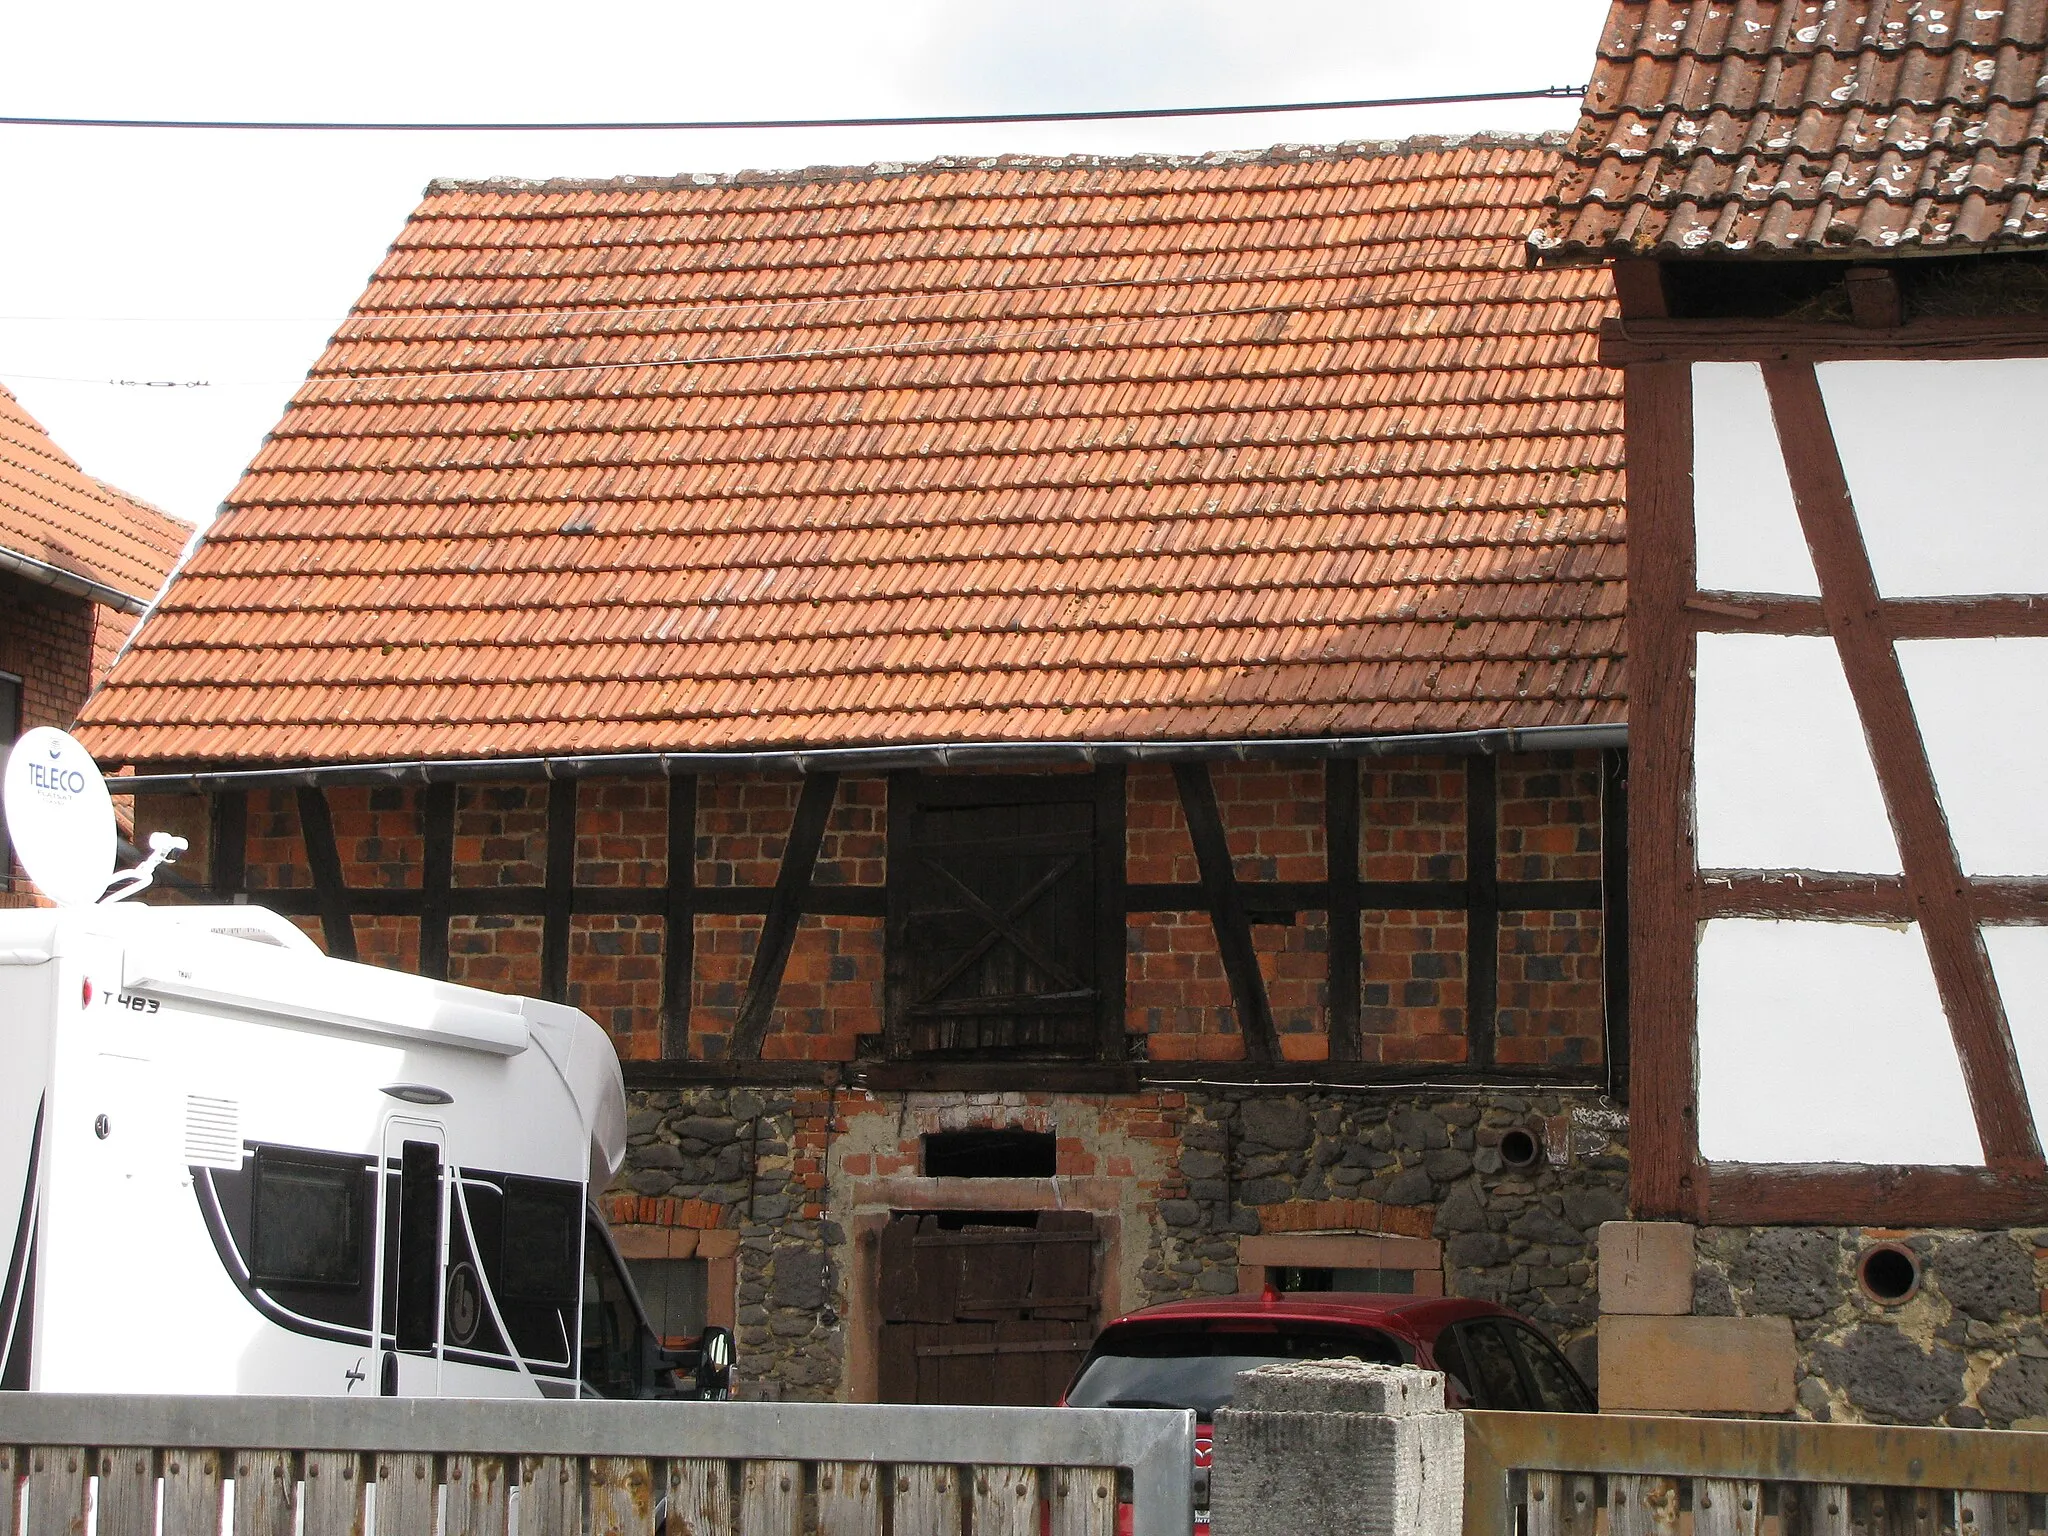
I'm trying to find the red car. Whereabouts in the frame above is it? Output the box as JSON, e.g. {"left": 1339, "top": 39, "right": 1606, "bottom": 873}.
{"left": 1060, "top": 1293, "right": 1594, "bottom": 1528}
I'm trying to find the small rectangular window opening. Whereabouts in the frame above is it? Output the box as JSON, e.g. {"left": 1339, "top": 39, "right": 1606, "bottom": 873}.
{"left": 922, "top": 1129, "right": 1057, "bottom": 1179}
{"left": 394, "top": 1140, "right": 442, "bottom": 1351}
{"left": 502, "top": 1176, "right": 582, "bottom": 1304}
{"left": 1271, "top": 1265, "right": 1417, "bottom": 1295}
{"left": 251, "top": 1149, "right": 366, "bottom": 1291}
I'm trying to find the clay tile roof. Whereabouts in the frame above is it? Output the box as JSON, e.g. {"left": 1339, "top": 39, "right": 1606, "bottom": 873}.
{"left": 0, "top": 382, "right": 192, "bottom": 609}
{"left": 78, "top": 137, "right": 1625, "bottom": 769}
{"left": 1534, "top": 0, "right": 2048, "bottom": 260}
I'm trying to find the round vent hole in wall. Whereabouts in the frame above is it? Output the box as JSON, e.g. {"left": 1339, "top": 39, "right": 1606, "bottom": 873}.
{"left": 1498, "top": 1127, "right": 1543, "bottom": 1169}
{"left": 1859, "top": 1243, "right": 1921, "bottom": 1305}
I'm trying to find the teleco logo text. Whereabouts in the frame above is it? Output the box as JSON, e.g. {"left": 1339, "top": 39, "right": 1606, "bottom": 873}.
{"left": 28, "top": 762, "right": 88, "bottom": 796}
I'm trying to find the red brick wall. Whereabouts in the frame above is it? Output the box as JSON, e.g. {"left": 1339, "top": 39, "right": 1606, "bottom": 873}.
{"left": 0, "top": 574, "right": 96, "bottom": 903}
{"left": 211, "top": 755, "right": 1609, "bottom": 1069}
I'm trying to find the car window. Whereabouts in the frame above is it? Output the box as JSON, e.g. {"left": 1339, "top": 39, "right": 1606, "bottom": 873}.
{"left": 1065, "top": 1324, "right": 1409, "bottom": 1417}
{"left": 1503, "top": 1322, "right": 1593, "bottom": 1412}
{"left": 1457, "top": 1322, "right": 1533, "bottom": 1410}
{"left": 580, "top": 1220, "right": 644, "bottom": 1398}
{"left": 1427, "top": 1325, "right": 1475, "bottom": 1408}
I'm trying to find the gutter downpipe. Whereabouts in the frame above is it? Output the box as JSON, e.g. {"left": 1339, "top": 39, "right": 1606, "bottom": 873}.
{"left": 0, "top": 545, "right": 148, "bottom": 614}
{"left": 106, "top": 721, "right": 1628, "bottom": 795}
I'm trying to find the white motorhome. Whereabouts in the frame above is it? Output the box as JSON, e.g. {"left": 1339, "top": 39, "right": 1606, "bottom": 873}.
{"left": 0, "top": 898, "right": 730, "bottom": 1400}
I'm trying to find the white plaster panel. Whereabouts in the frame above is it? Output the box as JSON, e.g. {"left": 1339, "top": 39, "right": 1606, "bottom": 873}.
{"left": 1818, "top": 359, "right": 2048, "bottom": 597}
{"left": 1898, "top": 638, "right": 2048, "bottom": 876}
{"left": 1985, "top": 928, "right": 2048, "bottom": 1139}
{"left": 1697, "top": 919, "right": 1980, "bottom": 1165}
{"left": 1694, "top": 632, "right": 1900, "bottom": 873}
{"left": 1691, "top": 362, "right": 1821, "bottom": 596}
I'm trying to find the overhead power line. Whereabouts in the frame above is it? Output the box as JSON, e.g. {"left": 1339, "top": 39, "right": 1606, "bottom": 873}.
{"left": 0, "top": 85, "right": 1584, "bottom": 134}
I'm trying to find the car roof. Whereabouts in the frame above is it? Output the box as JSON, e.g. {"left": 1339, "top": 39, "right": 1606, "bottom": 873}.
{"left": 1095, "top": 1293, "right": 1522, "bottom": 1337}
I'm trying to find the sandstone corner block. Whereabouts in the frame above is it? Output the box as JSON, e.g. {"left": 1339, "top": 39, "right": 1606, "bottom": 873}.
{"left": 1598, "top": 1314, "right": 1796, "bottom": 1414}
{"left": 1599, "top": 1220, "right": 1696, "bottom": 1315}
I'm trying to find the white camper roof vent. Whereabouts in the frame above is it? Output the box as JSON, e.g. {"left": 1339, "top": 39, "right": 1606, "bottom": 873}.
{"left": 183, "top": 1096, "right": 243, "bottom": 1169}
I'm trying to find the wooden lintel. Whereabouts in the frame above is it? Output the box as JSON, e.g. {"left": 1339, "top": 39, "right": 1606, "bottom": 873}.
{"left": 541, "top": 777, "right": 577, "bottom": 1004}
{"left": 1766, "top": 361, "right": 2041, "bottom": 1170}
{"left": 1465, "top": 753, "right": 1500, "bottom": 1070}
{"left": 418, "top": 783, "right": 455, "bottom": 981}
{"left": 857, "top": 1061, "right": 1141, "bottom": 1095}
{"left": 728, "top": 771, "right": 841, "bottom": 1061}
{"left": 1705, "top": 1163, "right": 2048, "bottom": 1229}
{"left": 1325, "top": 759, "right": 1363, "bottom": 1063}
{"left": 661, "top": 774, "right": 697, "bottom": 1060}
{"left": 1600, "top": 314, "right": 2048, "bottom": 366}
{"left": 1689, "top": 591, "right": 2048, "bottom": 639}
{"left": 625, "top": 1059, "right": 846, "bottom": 1090}
{"left": 1702, "top": 872, "right": 2048, "bottom": 925}
{"left": 1173, "top": 761, "right": 1281, "bottom": 1065}
{"left": 293, "top": 786, "right": 357, "bottom": 962}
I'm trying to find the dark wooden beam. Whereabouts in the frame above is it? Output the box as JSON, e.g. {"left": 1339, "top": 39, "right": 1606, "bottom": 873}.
{"left": 883, "top": 771, "right": 918, "bottom": 1062}
{"left": 293, "top": 787, "right": 357, "bottom": 962}
{"left": 1465, "top": 754, "right": 1499, "bottom": 1070}
{"left": 1173, "top": 761, "right": 1280, "bottom": 1065}
{"left": 255, "top": 880, "right": 890, "bottom": 920}
{"left": 1766, "top": 361, "right": 2041, "bottom": 1172}
{"left": 661, "top": 774, "right": 697, "bottom": 1060}
{"left": 1687, "top": 592, "right": 2048, "bottom": 639}
{"left": 728, "top": 771, "right": 840, "bottom": 1061}
{"left": 540, "top": 777, "right": 577, "bottom": 1003}
{"left": 1600, "top": 315, "right": 2048, "bottom": 366}
{"left": 210, "top": 790, "right": 247, "bottom": 899}
{"left": 1609, "top": 259, "right": 1670, "bottom": 320}
{"left": 626, "top": 1060, "right": 847, "bottom": 1090}
{"left": 1705, "top": 1163, "right": 2048, "bottom": 1230}
{"left": 1092, "top": 765, "right": 1128, "bottom": 1064}
{"left": 1846, "top": 265, "right": 1904, "bottom": 330}
{"left": 859, "top": 1061, "right": 1141, "bottom": 1095}
{"left": 418, "top": 783, "right": 455, "bottom": 980}
{"left": 1325, "top": 758, "right": 1362, "bottom": 1063}
{"left": 1625, "top": 360, "right": 1701, "bottom": 1220}
{"left": 1600, "top": 747, "right": 1631, "bottom": 1104}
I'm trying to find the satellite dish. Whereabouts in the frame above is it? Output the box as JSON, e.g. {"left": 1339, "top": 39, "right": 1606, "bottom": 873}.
{"left": 2, "top": 726, "right": 117, "bottom": 907}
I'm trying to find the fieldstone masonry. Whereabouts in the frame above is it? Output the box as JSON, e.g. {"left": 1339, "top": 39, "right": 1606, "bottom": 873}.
{"left": 614, "top": 1083, "right": 1629, "bottom": 1399}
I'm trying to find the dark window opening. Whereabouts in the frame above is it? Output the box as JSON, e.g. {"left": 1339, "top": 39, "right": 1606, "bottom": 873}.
{"left": 502, "top": 1176, "right": 582, "bottom": 1305}
{"left": 251, "top": 1148, "right": 366, "bottom": 1291}
{"left": 925, "top": 1209, "right": 1042, "bottom": 1232}
{"left": 1271, "top": 1265, "right": 1415, "bottom": 1295}
{"left": 624, "top": 1257, "right": 709, "bottom": 1350}
{"left": 923, "top": 1129, "right": 1057, "bottom": 1179}
{"left": 580, "top": 1220, "right": 646, "bottom": 1398}
{"left": 393, "top": 1140, "right": 442, "bottom": 1352}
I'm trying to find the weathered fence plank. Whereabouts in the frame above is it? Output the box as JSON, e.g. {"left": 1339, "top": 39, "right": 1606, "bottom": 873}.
{"left": 1527, "top": 1472, "right": 1598, "bottom": 1536}
{"left": 445, "top": 1455, "right": 509, "bottom": 1536}
{"left": 1694, "top": 1478, "right": 1762, "bottom": 1536}
{"left": 24, "top": 1447, "right": 86, "bottom": 1536}
{"left": 895, "top": 1466, "right": 960, "bottom": 1536}
{"left": 520, "top": 1456, "right": 583, "bottom": 1536}
{"left": 1609, "top": 1475, "right": 1681, "bottom": 1536}
{"left": 1048, "top": 1468, "right": 1115, "bottom": 1536}
{"left": 301, "top": 1453, "right": 366, "bottom": 1536}
{"left": 739, "top": 1462, "right": 802, "bottom": 1536}
{"left": 816, "top": 1462, "right": 881, "bottom": 1536}
{"left": 972, "top": 1467, "right": 1038, "bottom": 1536}
{"left": 589, "top": 1457, "right": 655, "bottom": 1536}
{"left": 376, "top": 1453, "right": 436, "bottom": 1536}
{"left": 1959, "top": 1490, "right": 2032, "bottom": 1536}
{"left": 0, "top": 1446, "right": 19, "bottom": 1536}
{"left": 666, "top": 1460, "right": 732, "bottom": 1536}
{"left": 162, "top": 1450, "right": 225, "bottom": 1536}
{"left": 233, "top": 1451, "right": 297, "bottom": 1536}
{"left": 95, "top": 1449, "right": 156, "bottom": 1536}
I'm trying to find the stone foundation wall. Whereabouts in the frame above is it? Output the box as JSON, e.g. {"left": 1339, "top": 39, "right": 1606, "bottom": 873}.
{"left": 613, "top": 1082, "right": 1630, "bottom": 1400}
{"left": 1694, "top": 1226, "right": 2048, "bottom": 1428}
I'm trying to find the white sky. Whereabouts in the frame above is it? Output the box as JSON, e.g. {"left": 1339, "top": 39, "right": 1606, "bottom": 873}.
{"left": 1, "top": 0, "right": 1607, "bottom": 527}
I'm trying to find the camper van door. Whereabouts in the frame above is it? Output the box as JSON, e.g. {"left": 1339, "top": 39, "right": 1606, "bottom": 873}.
{"left": 376, "top": 1118, "right": 446, "bottom": 1397}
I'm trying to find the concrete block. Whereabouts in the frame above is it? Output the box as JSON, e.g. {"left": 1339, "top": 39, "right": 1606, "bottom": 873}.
{"left": 1212, "top": 1362, "right": 1461, "bottom": 1536}
{"left": 1599, "top": 1220, "right": 1696, "bottom": 1315}
{"left": 1598, "top": 1314, "right": 1797, "bottom": 1413}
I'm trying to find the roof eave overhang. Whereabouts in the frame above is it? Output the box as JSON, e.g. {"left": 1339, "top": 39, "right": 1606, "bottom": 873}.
{"left": 104, "top": 721, "right": 1630, "bottom": 794}
{"left": 0, "top": 544, "right": 149, "bottom": 613}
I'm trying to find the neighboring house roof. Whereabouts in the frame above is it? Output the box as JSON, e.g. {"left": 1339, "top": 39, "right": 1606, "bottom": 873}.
{"left": 0, "top": 382, "right": 191, "bottom": 611}
{"left": 79, "top": 137, "right": 1624, "bottom": 769}
{"left": 1533, "top": 0, "right": 2048, "bottom": 261}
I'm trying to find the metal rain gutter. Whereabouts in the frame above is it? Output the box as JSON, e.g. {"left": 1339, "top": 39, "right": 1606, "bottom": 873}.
{"left": 0, "top": 545, "right": 148, "bottom": 614}
{"left": 107, "top": 721, "right": 1628, "bottom": 794}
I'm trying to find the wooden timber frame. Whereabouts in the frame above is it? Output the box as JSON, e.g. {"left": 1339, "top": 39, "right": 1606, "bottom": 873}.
{"left": 1607, "top": 313, "right": 2048, "bottom": 1230}
{"left": 182, "top": 751, "right": 1624, "bottom": 1092}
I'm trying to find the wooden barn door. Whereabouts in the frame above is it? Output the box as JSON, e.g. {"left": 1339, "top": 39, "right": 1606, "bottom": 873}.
{"left": 875, "top": 1212, "right": 1099, "bottom": 1404}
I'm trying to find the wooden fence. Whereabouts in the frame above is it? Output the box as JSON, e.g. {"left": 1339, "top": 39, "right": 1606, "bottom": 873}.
{"left": 1465, "top": 1410, "right": 2048, "bottom": 1536}
{"left": 0, "top": 1396, "right": 1194, "bottom": 1536}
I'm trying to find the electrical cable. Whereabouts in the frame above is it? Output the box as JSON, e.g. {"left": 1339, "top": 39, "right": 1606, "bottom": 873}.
{"left": 0, "top": 85, "right": 1585, "bottom": 134}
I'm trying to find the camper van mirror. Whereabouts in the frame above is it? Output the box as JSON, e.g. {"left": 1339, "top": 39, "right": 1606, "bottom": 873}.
{"left": 2, "top": 726, "right": 117, "bottom": 907}
{"left": 698, "top": 1325, "right": 734, "bottom": 1397}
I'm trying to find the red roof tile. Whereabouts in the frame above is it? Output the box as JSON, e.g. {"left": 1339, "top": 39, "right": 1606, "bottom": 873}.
{"left": 1535, "top": 0, "right": 2048, "bottom": 259}
{"left": 80, "top": 138, "right": 1625, "bottom": 768}
{"left": 0, "top": 383, "right": 191, "bottom": 607}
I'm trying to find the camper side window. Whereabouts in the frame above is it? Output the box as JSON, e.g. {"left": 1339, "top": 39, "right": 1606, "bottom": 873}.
{"left": 501, "top": 1177, "right": 581, "bottom": 1303}
{"left": 251, "top": 1150, "right": 366, "bottom": 1290}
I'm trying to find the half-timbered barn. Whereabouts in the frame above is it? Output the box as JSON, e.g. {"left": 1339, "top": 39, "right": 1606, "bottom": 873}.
{"left": 79, "top": 136, "right": 1634, "bottom": 1401}
{"left": 1537, "top": 0, "right": 2048, "bottom": 1425}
